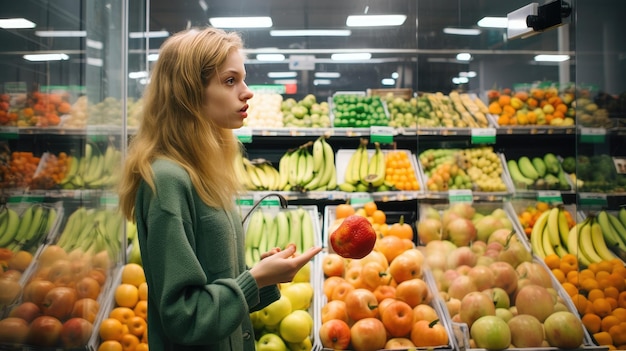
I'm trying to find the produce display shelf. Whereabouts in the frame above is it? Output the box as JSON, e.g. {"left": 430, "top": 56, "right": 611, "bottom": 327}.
{"left": 501, "top": 154, "right": 576, "bottom": 198}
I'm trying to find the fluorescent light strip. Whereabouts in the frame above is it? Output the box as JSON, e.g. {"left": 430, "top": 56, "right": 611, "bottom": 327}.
{"left": 274, "top": 79, "right": 297, "bottom": 85}
{"left": 23, "top": 53, "right": 69, "bottom": 62}
{"left": 209, "top": 16, "right": 273, "bottom": 28}
{"left": 456, "top": 53, "right": 472, "bottom": 61}
{"left": 381, "top": 78, "right": 395, "bottom": 86}
{"left": 268, "top": 72, "right": 297, "bottom": 78}
{"left": 257, "top": 54, "right": 285, "bottom": 62}
{"left": 443, "top": 27, "right": 481, "bottom": 35}
{"left": 534, "top": 54, "right": 570, "bottom": 62}
{"left": 459, "top": 71, "right": 477, "bottom": 78}
{"left": 35, "top": 30, "right": 86, "bottom": 37}
{"left": 477, "top": 17, "right": 508, "bottom": 28}
{"left": 148, "top": 54, "right": 159, "bottom": 61}
{"left": 314, "top": 79, "right": 332, "bottom": 85}
{"left": 0, "top": 18, "right": 36, "bottom": 29}
{"left": 331, "top": 53, "right": 371, "bottom": 61}
{"left": 129, "top": 71, "right": 149, "bottom": 79}
{"left": 129, "top": 31, "right": 170, "bottom": 38}
{"left": 346, "top": 15, "right": 406, "bottom": 27}
{"left": 270, "top": 29, "right": 351, "bottom": 37}
{"left": 314, "top": 72, "right": 341, "bottom": 78}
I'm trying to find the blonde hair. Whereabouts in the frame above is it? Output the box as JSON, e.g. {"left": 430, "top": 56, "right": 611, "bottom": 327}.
{"left": 118, "top": 27, "right": 245, "bottom": 221}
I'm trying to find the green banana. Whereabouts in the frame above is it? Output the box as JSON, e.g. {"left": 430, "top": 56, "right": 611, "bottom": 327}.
{"left": 59, "top": 155, "right": 78, "bottom": 185}
{"left": 327, "top": 167, "right": 337, "bottom": 190}
{"left": 338, "top": 182, "right": 356, "bottom": 192}
{"left": 274, "top": 211, "right": 290, "bottom": 249}
{"left": 364, "top": 142, "right": 385, "bottom": 188}
{"left": 277, "top": 151, "right": 292, "bottom": 190}
{"left": 567, "top": 219, "right": 592, "bottom": 267}
{"left": 607, "top": 212, "right": 626, "bottom": 247}
{"left": 299, "top": 208, "right": 314, "bottom": 254}
{"left": 287, "top": 148, "right": 301, "bottom": 187}
{"left": 543, "top": 153, "right": 560, "bottom": 175}
{"left": 317, "top": 137, "right": 335, "bottom": 188}
{"left": 597, "top": 211, "right": 626, "bottom": 260}
{"left": 517, "top": 156, "right": 539, "bottom": 180}
{"left": 257, "top": 213, "right": 270, "bottom": 254}
{"left": 590, "top": 217, "right": 618, "bottom": 261}
{"left": 13, "top": 205, "right": 35, "bottom": 244}
{"left": 531, "top": 157, "right": 547, "bottom": 177}
{"left": 619, "top": 208, "right": 626, "bottom": 229}
{"left": 287, "top": 209, "right": 302, "bottom": 251}
{"left": 556, "top": 167, "right": 572, "bottom": 191}
{"left": 0, "top": 207, "right": 9, "bottom": 235}
{"left": 244, "top": 209, "right": 265, "bottom": 250}
{"left": 578, "top": 217, "right": 605, "bottom": 264}
{"left": 0, "top": 208, "right": 20, "bottom": 247}
{"left": 507, "top": 159, "right": 534, "bottom": 188}
{"left": 358, "top": 143, "right": 370, "bottom": 183}
{"left": 21, "top": 205, "right": 45, "bottom": 244}
{"left": 298, "top": 148, "right": 315, "bottom": 186}
{"left": 312, "top": 136, "right": 324, "bottom": 173}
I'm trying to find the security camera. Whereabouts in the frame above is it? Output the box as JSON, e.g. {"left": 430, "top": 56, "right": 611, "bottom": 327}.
{"left": 507, "top": 0, "right": 572, "bottom": 40}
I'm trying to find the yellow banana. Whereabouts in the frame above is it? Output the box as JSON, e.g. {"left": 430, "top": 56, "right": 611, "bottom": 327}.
{"left": 530, "top": 210, "right": 550, "bottom": 259}
{"left": 318, "top": 137, "right": 335, "bottom": 187}
{"left": 312, "top": 137, "right": 324, "bottom": 173}
{"left": 299, "top": 207, "right": 314, "bottom": 254}
{"left": 546, "top": 206, "right": 562, "bottom": 248}
{"left": 349, "top": 146, "right": 363, "bottom": 186}
{"left": 597, "top": 211, "right": 626, "bottom": 260}
{"left": 234, "top": 152, "right": 254, "bottom": 191}
{"left": 365, "top": 142, "right": 385, "bottom": 188}
{"left": 277, "top": 150, "right": 292, "bottom": 190}
{"left": 0, "top": 208, "right": 20, "bottom": 247}
{"left": 542, "top": 224, "right": 557, "bottom": 257}
{"left": 578, "top": 218, "right": 604, "bottom": 264}
{"left": 590, "top": 217, "right": 617, "bottom": 261}
{"left": 274, "top": 210, "right": 290, "bottom": 249}
{"left": 288, "top": 149, "right": 301, "bottom": 187}
{"left": 567, "top": 220, "right": 591, "bottom": 267}
{"left": 287, "top": 209, "right": 302, "bottom": 251}
{"left": 245, "top": 209, "right": 265, "bottom": 250}
{"left": 557, "top": 207, "right": 571, "bottom": 250}
{"left": 358, "top": 142, "right": 370, "bottom": 183}
{"left": 298, "top": 148, "right": 315, "bottom": 186}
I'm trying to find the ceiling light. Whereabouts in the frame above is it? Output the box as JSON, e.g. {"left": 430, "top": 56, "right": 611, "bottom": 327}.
{"left": 381, "top": 78, "right": 395, "bottom": 86}
{"left": 270, "top": 29, "right": 351, "bottom": 37}
{"left": 456, "top": 53, "right": 472, "bottom": 61}
{"left": 459, "top": 71, "right": 477, "bottom": 78}
{"left": 346, "top": 15, "right": 406, "bottom": 27}
{"left": 268, "top": 72, "right": 297, "bottom": 78}
{"left": 23, "top": 53, "right": 69, "bottom": 62}
{"left": 314, "top": 72, "right": 341, "bottom": 78}
{"left": 256, "top": 54, "right": 285, "bottom": 62}
{"left": 313, "top": 79, "right": 332, "bottom": 85}
{"left": 452, "top": 77, "right": 470, "bottom": 84}
{"left": 148, "top": 54, "right": 159, "bottom": 61}
{"left": 534, "top": 54, "right": 570, "bottom": 62}
{"left": 0, "top": 18, "right": 36, "bottom": 29}
{"left": 129, "top": 71, "right": 149, "bottom": 79}
{"left": 477, "top": 17, "right": 508, "bottom": 28}
{"left": 129, "top": 31, "right": 170, "bottom": 38}
{"left": 391, "top": 72, "right": 399, "bottom": 79}
{"left": 35, "top": 30, "right": 86, "bottom": 37}
{"left": 209, "top": 16, "right": 272, "bottom": 28}
{"left": 443, "top": 27, "right": 482, "bottom": 35}
{"left": 331, "top": 53, "right": 371, "bottom": 61}
{"left": 274, "top": 79, "right": 298, "bottom": 85}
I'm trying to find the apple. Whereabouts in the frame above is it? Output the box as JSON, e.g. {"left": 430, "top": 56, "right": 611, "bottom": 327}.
{"left": 60, "top": 317, "right": 93, "bottom": 348}
{"left": 489, "top": 261, "right": 518, "bottom": 295}
{"left": 421, "top": 206, "right": 441, "bottom": 220}
{"left": 543, "top": 311, "right": 585, "bottom": 349}
{"left": 495, "top": 308, "right": 514, "bottom": 322}
{"left": 260, "top": 295, "right": 292, "bottom": 327}
{"left": 497, "top": 239, "right": 532, "bottom": 268}
{"left": 445, "top": 217, "right": 477, "bottom": 247}
{"left": 9, "top": 301, "right": 43, "bottom": 323}
{"left": 482, "top": 287, "right": 510, "bottom": 309}
{"left": 515, "top": 261, "right": 553, "bottom": 288}
{"left": 0, "top": 278, "right": 21, "bottom": 306}
{"left": 71, "top": 297, "right": 100, "bottom": 323}
{"left": 467, "top": 265, "right": 494, "bottom": 291}
{"left": 329, "top": 215, "right": 377, "bottom": 259}
{"left": 380, "top": 299, "right": 414, "bottom": 337}
{"left": 22, "top": 279, "right": 56, "bottom": 306}
{"left": 41, "top": 286, "right": 78, "bottom": 321}
{"left": 350, "top": 317, "right": 387, "bottom": 351}
{"left": 344, "top": 288, "right": 379, "bottom": 321}
{"left": 322, "top": 253, "right": 345, "bottom": 277}
{"left": 470, "top": 315, "right": 511, "bottom": 351}
{"left": 487, "top": 228, "right": 515, "bottom": 245}
{"left": 470, "top": 240, "right": 487, "bottom": 255}
{"left": 459, "top": 291, "right": 496, "bottom": 328}
{"left": 515, "top": 284, "right": 555, "bottom": 322}
{"left": 281, "top": 282, "right": 313, "bottom": 311}
{"left": 447, "top": 246, "right": 477, "bottom": 269}
{"left": 27, "top": 315, "right": 63, "bottom": 347}
{"left": 385, "top": 337, "right": 416, "bottom": 349}
{"left": 507, "top": 314, "right": 544, "bottom": 347}
{"left": 287, "top": 337, "right": 312, "bottom": 351}
{"left": 444, "top": 296, "right": 462, "bottom": 317}
{"left": 321, "top": 299, "right": 348, "bottom": 324}
{"left": 447, "top": 203, "right": 476, "bottom": 220}
{"left": 319, "top": 319, "right": 351, "bottom": 349}
{"left": 388, "top": 250, "right": 423, "bottom": 283}
{"left": 279, "top": 310, "right": 313, "bottom": 344}
{"left": 417, "top": 217, "right": 442, "bottom": 244}
{"left": 0, "top": 317, "right": 29, "bottom": 344}
{"left": 257, "top": 332, "right": 288, "bottom": 351}
{"left": 474, "top": 215, "right": 507, "bottom": 242}
{"left": 447, "top": 274, "right": 477, "bottom": 300}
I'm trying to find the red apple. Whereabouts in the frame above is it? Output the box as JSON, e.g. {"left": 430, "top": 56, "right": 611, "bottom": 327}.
{"left": 515, "top": 261, "right": 553, "bottom": 288}
{"left": 60, "top": 317, "right": 93, "bottom": 348}
{"left": 71, "top": 297, "right": 101, "bottom": 323}
{"left": 507, "top": 314, "right": 544, "bottom": 347}
{"left": 474, "top": 215, "right": 507, "bottom": 242}
{"left": 489, "top": 261, "right": 518, "bottom": 295}
{"left": 514, "top": 284, "right": 555, "bottom": 322}
{"left": 344, "top": 288, "right": 379, "bottom": 321}
{"left": 447, "top": 274, "right": 477, "bottom": 300}
{"left": 319, "top": 319, "right": 351, "bottom": 350}
{"left": 41, "top": 286, "right": 78, "bottom": 321}
{"left": 467, "top": 265, "right": 495, "bottom": 291}
{"left": 22, "top": 279, "right": 56, "bottom": 306}
{"left": 321, "top": 299, "right": 349, "bottom": 324}
{"left": 447, "top": 246, "right": 478, "bottom": 269}
{"left": 543, "top": 311, "right": 584, "bottom": 348}
{"left": 459, "top": 291, "right": 496, "bottom": 328}
{"left": 8, "top": 301, "right": 43, "bottom": 323}
{"left": 0, "top": 317, "right": 29, "bottom": 344}
{"left": 329, "top": 215, "right": 377, "bottom": 259}
{"left": 27, "top": 315, "right": 63, "bottom": 347}
{"left": 417, "top": 218, "right": 442, "bottom": 244}
{"left": 445, "top": 218, "right": 477, "bottom": 247}
{"left": 350, "top": 317, "right": 387, "bottom": 351}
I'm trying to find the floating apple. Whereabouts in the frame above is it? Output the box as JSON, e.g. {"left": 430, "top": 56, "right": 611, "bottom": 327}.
{"left": 329, "top": 215, "right": 377, "bottom": 259}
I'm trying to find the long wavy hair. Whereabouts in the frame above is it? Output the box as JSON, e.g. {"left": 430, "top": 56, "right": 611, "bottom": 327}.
{"left": 118, "top": 27, "right": 245, "bottom": 221}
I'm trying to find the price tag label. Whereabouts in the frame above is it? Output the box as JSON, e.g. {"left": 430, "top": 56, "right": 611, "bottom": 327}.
{"left": 580, "top": 128, "right": 606, "bottom": 143}
{"left": 471, "top": 128, "right": 496, "bottom": 144}
{"left": 235, "top": 196, "right": 255, "bottom": 207}
{"left": 537, "top": 191, "right": 563, "bottom": 204}
{"left": 448, "top": 189, "right": 473, "bottom": 204}
{"left": 100, "top": 196, "right": 119, "bottom": 208}
{"left": 0, "top": 126, "right": 19, "bottom": 140}
{"left": 578, "top": 193, "right": 608, "bottom": 207}
{"left": 349, "top": 193, "right": 374, "bottom": 205}
{"left": 8, "top": 196, "right": 44, "bottom": 203}
{"left": 233, "top": 127, "right": 253, "bottom": 143}
{"left": 370, "top": 126, "right": 394, "bottom": 144}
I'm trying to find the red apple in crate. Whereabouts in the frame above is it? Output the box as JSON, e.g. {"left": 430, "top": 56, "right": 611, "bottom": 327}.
{"left": 514, "top": 284, "right": 555, "bottom": 322}
{"left": 445, "top": 217, "right": 477, "bottom": 246}
{"left": 543, "top": 311, "right": 584, "bottom": 348}
{"left": 459, "top": 291, "right": 496, "bottom": 328}
{"left": 60, "top": 317, "right": 93, "bottom": 348}
{"left": 0, "top": 317, "right": 29, "bottom": 344}
{"left": 507, "top": 314, "right": 544, "bottom": 348}
{"left": 350, "top": 317, "right": 387, "bottom": 351}
{"left": 319, "top": 319, "right": 351, "bottom": 350}
{"left": 41, "top": 286, "right": 78, "bottom": 321}
{"left": 27, "top": 315, "right": 63, "bottom": 347}
{"left": 329, "top": 215, "right": 377, "bottom": 259}
{"left": 9, "top": 302, "right": 43, "bottom": 323}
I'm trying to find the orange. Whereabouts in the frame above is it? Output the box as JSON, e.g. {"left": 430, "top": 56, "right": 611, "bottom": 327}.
{"left": 135, "top": 343, "right": 149, "bottom": 351}
{"left": 8, "top": 250, "right": 33, "bottom": 272}
{"left": 371, "top": 210, "right": 386, "bottom": 225}
{"left": 120, "top": 333, "right": 140, "bottom": 351}
{"left": 138, "top": 282, "right": 148, "bottom": 301}
{"left": 612, "top": 307, "right": 626, "bottom": 322}
{"left": 115, "top": 284, "right": 139, "bottom": 308}
{"left": 561, "top": 281, "right": 578, "bottom": 297}
{"left": 127, "top": 316, "right": 147, "bottom": 337}
{"left": 363, "top": 202, "right": 377, "bottom": 217}
{"left": 582, "top": 313, "right": 602, "bottom": 334}
{"left": 551, "top": 269, "right": 565, "bottom": 283}
{"left": 571, "top": 294, "right": 589, "bottom": 315}
{"left": 543, "top": 254, "right": 561, "bottom": 270}
{"left": 98, "top": 340, "right": 123, "bottom": 351}
{"left": 99, "top": 318, "right": 125, "bottom": 341}
{"left": 605, "top": 286, "right": 620, "bottom": 300}
{"left": 593, "top": 331, "right": 613, "bottom": 347}
{"left": 133, "top": 300, "right": 148, "bottom": 320}
{"left": 602, "top": 315, "right": 620, "bottom": 333}
{"left": 121, "top": 263, "right": 146, "bottom": 287}
{"left": 593, "top": 298, "right": 613, "bottom": 318}
{"left": 109, "top": 307, "right": 135, "bottom": 325}
{"left": 588, "top": 289, "right": 605, "bottom": 302}
{"left": 335, "top": 204, "right": 355, "bottom": 219}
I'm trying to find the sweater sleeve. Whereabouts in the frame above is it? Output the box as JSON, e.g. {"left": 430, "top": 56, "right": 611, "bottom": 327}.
{"left": 137, "top": 161, "right": 260, "bottom": 345}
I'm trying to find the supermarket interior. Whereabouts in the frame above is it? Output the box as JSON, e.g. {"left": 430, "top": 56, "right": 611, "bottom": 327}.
{"left": 0, "top": 0, "right": 626, "bottom": 350}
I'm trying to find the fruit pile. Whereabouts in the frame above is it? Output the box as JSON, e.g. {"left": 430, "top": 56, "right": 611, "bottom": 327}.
{"left": 0, "top": 151, "right": 41, "bottom": 188}
{"left": 417, "top": 202, "right": 587, "bottom": 349}
{"left": 507, "top": 153, "right": 572, "bottom": 191}
{"left": 384, "top": 150, "right": 421, "bottom": 191}
{"left": 319, "top": 202, "right": 450, "bottom": 350}
{"left": 545, "top": 253, "right": 626, "bottom": 349}
{"left": 0, "top": 203, "right": 58, "bottom": 254}
{"left": 244, "top": 92, "right": 284, "bottom": 128}
{"left": 332, "top": 94, "right": 389, "bottom": 128}
{"left": 0, "top": 244, "right": 113, "bottom": 348}
{"left": 516, "top": 201, "right": 575, "bottom": 238}
{"left": 337, "top": 140, "right": 393, "bottom": 193}
{"left": 487, "top": 87, "right": 575, "bottom": 126}
{"left": 97, "top": 263, "right": 148, "bottom": 351}
{"left": 419, "top": 146, "right": 508, "bottom": 192}
{"left": 575, "top": 154, "right": 626, "bottom": 193}
{"left": 281, "top": 94, "right": 331, "bottom": 128}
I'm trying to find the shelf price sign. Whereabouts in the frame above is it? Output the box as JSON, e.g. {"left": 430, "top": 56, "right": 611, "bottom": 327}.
{"left": 448, "top": 189, "right": 473, "bottom": 204}
{"left": 471, "top": 128, "right": 496, "bottom": 144}
{"left": 578, "top": 193, "right": 608, "bottom": 209}
{"left": 537, "top": 191, "right": 563, "bottom": 204}
{"left": 233, "top": 127, "right": 253, "bottom": 143}
{"left": 580, "top": 128, "right": 606, "bottom": 143}
{"left": 349, "top": 193, "right": 374, "bottom": 205}
{"left": 370, "top": 126, "right": 394, "bottom": 144}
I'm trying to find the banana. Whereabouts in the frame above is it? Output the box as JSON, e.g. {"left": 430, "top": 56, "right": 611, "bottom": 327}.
{"left": 531, "top": 157, "right": 547, "bottom": 177}
{"left": 234, "top": 151, "right": 254, "bottom": 191}
{"left": 299, "top": 207, "right": 314, "bottom": 254}
{"left": 349, "top": 146, "right": 364, "bottom": 186}
{"left": 530, "top": 210, "right": 550, "bottom": 259}
{"left": 19, "top": 204, "right": 45, "bottom": 246}
{"left": 557, "top": 207, "right": 571, "bottom": 250}
{"left": 59, "top": 155, "right": 78, "bottom": 185}
{"left": 542, "top": 224, "right": 557, "bottom": 257}
{"left": 0, "top": 208, "right": 20, "bottom": 247}
{"left": 590, "top": 217, "right": 618, "bottom": 261}
{"left": 597, "top": 211, "right": 626, "bottom": 260}
{"left": 317, "top": 137, "right": 335, "bottom": 188}
{"left": 277, "top": 151, "right": 292, "bottom": 190}
{"left": 517, "top": 156, "right": 539, "bottom": 180}
{"left": 258, "top": 212, "right": 272, "bottom": 254}
{"left": 78, "top": 143, "right": 93, "bottom": 175}
{"left": 620, "top": 208, "right": 626, "bottom": 228}
{"left": 327, "top": 167, "right": 337, "bottom": 190}
{"left": 578, "top": 218, "right": 604, "bottom": 264}
{"left": 607, "top": 212, "right": 626, "bottom": 246}
{"left": 507, "top": 159, "right": 534, "bottom": 188}
{"left": 338, "top": 182, "right": 356, "bottom": 192}
{"left": 243, "top": 158, "right": 263, "bottom": 190}
{"left": 546, "top": 207, "right": 562, "bottom": 248}
{"left": 274, "top": 210, "right": 290, "bottom": 249}
{"left": 567, "top": 220, "right": 592, "bottom": 267}
{"left": 287, "top": 148, "right": 301, "bottom": 187}
{"left": 364, "top": 142, "right": 385, "bottom": 188}
{"left": 312, "top": 136, "right": 324, "bottom": 173}
{"left": 288, "top": 209, "right": 302, "bottom": 251}
{"left": 543, "top": 153, "right": 560, "bottom": 175}
{"left": 244, "top": 209, "right": 265, "bottom": 250}
{"left": 298, "top": 148, "right": 315, "bottom": 186}
{"left": 0, "top": 208, "right": 9, "bottom": 235}
{"left": 13, "top": 205, "right": 34, "bottom": 244}
{"left": 358, "top": 142, "right": 370, "bottom": 183}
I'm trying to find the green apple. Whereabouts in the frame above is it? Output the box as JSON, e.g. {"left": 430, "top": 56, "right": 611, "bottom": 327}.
{"left": 292, "top": 262, "right": 311, "bottom": 283}
{"left": 257, "top": 332, "right": 288, "bottom": 351}
{"left": 280, "top": 282, "right": 313, "bottom": 311}
{"left": 288, "top": 337, "right": 312, "bottom": 351}
{"left": 260, "top": 295, "right": 292, "bottom": 326}
{"left": 279, "top": 310, "right": 313, "bottom": 344}
{"left": 249, "top": 311, "right": 265, "bottom": 332}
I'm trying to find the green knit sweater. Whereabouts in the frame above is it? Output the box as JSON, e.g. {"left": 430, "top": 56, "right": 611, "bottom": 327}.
{"left": 135, "top": 158, "right": 280, "bottom": 351}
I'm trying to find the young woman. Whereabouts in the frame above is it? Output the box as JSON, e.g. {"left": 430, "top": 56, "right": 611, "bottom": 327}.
{"left": 118, "top": 27, "right": 321, "bottom": 351}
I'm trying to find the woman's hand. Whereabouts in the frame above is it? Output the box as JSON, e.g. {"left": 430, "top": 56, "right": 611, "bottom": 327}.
{"left": 250, "top": 244, "right": 322, "bottom": 288}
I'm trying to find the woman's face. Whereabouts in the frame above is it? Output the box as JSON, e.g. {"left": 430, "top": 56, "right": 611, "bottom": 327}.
{"left": 203, "top": 49, "right": 254, "bottom": 129}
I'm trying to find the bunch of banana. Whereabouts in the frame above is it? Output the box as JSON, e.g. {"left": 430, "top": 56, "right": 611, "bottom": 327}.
{"left": 244, "top": 207, "right": 315, "bottom": 267}
{"left": 291, "top": 136, "right": 337, "bottom": 192}
{"left": 237, "top": 155, "right": 282, "bottom": 191}
{"left": 596, "top": 208, "right": 626, "bottom": 261}
{"left": 0, "top": 203, "right": 58, "bottom": 253}
{"left": 55, "top": 206, "right": 124, "bottom": 261}
{"left": 338, "top": 139, "right": 391, "bottom": 192}
{"left": 507, "top": 153, "right": 570, "bottom": 191}
{"left": 60, "top": 143, "right": 123, "bottom": 189}
{"left": 530, "top": 205, "right": 571, "bottom": 260}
